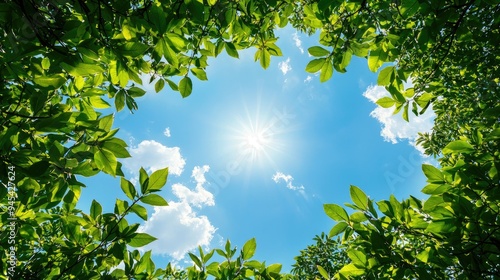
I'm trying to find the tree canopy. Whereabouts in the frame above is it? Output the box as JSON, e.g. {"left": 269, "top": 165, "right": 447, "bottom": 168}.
{"left": 0, "top": 0, "right": 498, "bottom": 279}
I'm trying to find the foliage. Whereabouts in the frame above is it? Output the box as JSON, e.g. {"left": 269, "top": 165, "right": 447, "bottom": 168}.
{"left": 291, "top": 233, "right": 349, "bottom": 280}
{"left": 0, "top": 0, "right": 498, "bottom": 279}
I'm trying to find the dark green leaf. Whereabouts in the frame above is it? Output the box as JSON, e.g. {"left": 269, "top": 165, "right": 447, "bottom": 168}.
{"left": 179, "top": 76, "right": 192, "bottom": 98}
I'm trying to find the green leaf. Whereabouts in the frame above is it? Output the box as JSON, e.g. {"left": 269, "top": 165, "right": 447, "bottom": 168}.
{"left": 98, "top": 114, "right": 114, "bottom": 132}
{"left": 324, "top": 204, "right": 349, "bottom": 222}
{"left": 442, "top": 140, "right": 474, "bottom": 154}
{"left": 191, "top": 68, "right": 208, "bottom": 81}
{"left": 317, "top": 265, "right": 329, "bottom": 279}
{"left": 41, "top": 57, "right": 51, "bottom": 70}
{"left": 350, "top": 212, "right": 368, "bottom": 223}
{"left": 308, "top": 46, "right": 330, "bottom": 57}
{"left": 103, "top": 141, "right": 131, "bottom": 158}
{"left": 225, "top": 42, "right": 239, "bottom": 58}
{"left": 416, "top": 247, "right": 432, "bottom": 263}
{"left": 33, "top": 75, "right": 66, "bottom": 88}
{"left": 140, "top": 194, "right": 168, "bottom": 206}
{"left": 90, "top": 199, "right": 102, "bottom": 220}
{"left": 260, "top": 48, "right": 271, "bottom": 69}
{"left": 350, "top": 185, "right": 369, "bottom": 210}
{"left": 339, "top": 49, "right": 352, "bottom": 70}
{"left": 166, "top": 33, "right": 187, "bottom": 51}
{"left": 61, "top": 62, "right": 104, "bottom": 76}
{"left": 305, "top": 58, "right": 325, "bottom": 73}
{"left": 89, "top": 96, "right": 111, "bottom": 109}
{"left": 120, "top": 178, "right": 137, "bottom": 200}
{"left": 348, "top": 250, "right": 367, "bottom": 267}
{"left": 376, "top": 97, "right": 396, "bottom": 108}
{"left": 242, "top": 238, "right": 257, "bottom": 260}
{"left": 155, "top": 79, "right": 165, "bottom": 93}
{"left": 421, "top": 164, "right": 444, "bottom": 183}
{"left": 377, "top": 66, "right": 394, "bottom": 86}
{"left": 425, "top": 218, "right": 457, "bottom": 235}
{"left": 189, "top": 253, "right": 203, "bottom": 268}
{"left": 139, "top": 167, "right": 149, "bottom": 193}
{"left": 368, "top": 48, "right": 388, "bottom": 72}
{"left": 147, "top": 167, "right": 169, "bottom": 192}
{"left": 118, "top": 42, "right": 149, "bottom": 57}
{"left": 128, "top": 233, "right": 157, "bottom": 247}
{"left": 339, "top": 263, "right": 365, "bottom": 277}
{"left": 402, "top": 103, "right": 409, "bottom": 122}
{"left": 329, "top": 221, "right": 348, "bottom": 237}
{"left": 115, "top": 90, "right": 125, "bottom": 111}
{"left": 131, "top": 204, "right": 148, "bottom": 221}
{"left": 415, "top": 92, "right": 434, "bottom": 108}
{"left": 128, "top": 86, "right": 146, "bottom": 97}
{"left": 179, "top": 76, "right": 192, "bottom": 98}
{"left": 320, "top": 60, "right": 333, "bottom": 82}
{"left": 267, "top": 263, "right": 282, "bottom": 274}
{"left": 94, "top": 149, "right": 117, "bottom": 176}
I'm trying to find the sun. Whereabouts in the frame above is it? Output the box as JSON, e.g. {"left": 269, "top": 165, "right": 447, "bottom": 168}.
{"left": 240, "top": 125, "right": 271, "bottom": 159}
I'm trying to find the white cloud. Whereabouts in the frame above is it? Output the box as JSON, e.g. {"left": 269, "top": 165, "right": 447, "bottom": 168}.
{"left": 278, "top": 58, "right": 292, "bottom": 75}
{"left": 292, "top": 32, "right": 304, "bottom": 54}
{"left": 164, "top": 127, "right": 171, "bottom": 137}
{"left": 363, "top": 85, "right": 435, "bottom": 152}
{"left": 272, "top": 172, "right": 305, "bottom": 195}
{"left": 139, "top": 202, "right": 216, "bottom": 260}
{"left": 123, "top": 140, "right": 186, "bottom": 176}
{"left": 139, "top": 165, "right": 216, "bottom": 260}
{"left": 172, "top": 165, "right": 214, "bottom": 208}
{"left": 304, "top": 76, "right": 313, "bottom": 83}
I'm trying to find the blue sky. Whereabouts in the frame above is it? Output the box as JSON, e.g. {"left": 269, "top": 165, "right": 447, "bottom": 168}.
{"left": 78, "top": 27, "right": 436, "bottom": 272}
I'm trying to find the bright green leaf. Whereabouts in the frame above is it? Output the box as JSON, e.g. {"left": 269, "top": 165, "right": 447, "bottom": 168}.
{"left": 324, "top": 204, "right": 349, "bottom": 222}
{"left": 376, "top": 97, "right": 396, "bottom": 108}
{"left": 442, "top": 140, "right": 474, "bottom": 154}
{"left": 350, "top": 185, "right": 369, "bottom": 210}
{"left": 377, "top": 66, "right": 394, "bottom": 86}
{"left": 128, "top": 233, "right": 157, "bottom": 247}
{"left": 308, "top": 46, "right": 330, "bottom": 57}
{"left": 329, "top": 221, "right": 348, "bottom": 237}
{"left": 90, "top": 199, "right": 102, "bottom": 220}
{"left": 147, "top": 167, "right": 169, "bottom": 192}
{"left": 130, "top": 204, "right": 148, "bottom": 221}
{"left": 242, "top": 238, "right": 257, "bottom": 260}
{"left": 94, "top": 149, "right": 117, "bottom": 176}
{"left": 140, "top": 194, "right": 168, "bottom": 206}
{"left": 306, "top": 58, "right": 325, "bottom": 73}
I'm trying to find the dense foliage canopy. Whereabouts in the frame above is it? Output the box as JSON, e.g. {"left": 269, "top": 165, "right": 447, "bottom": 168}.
{"left": 0, "top": 0, "right": 498, "bottom": 279}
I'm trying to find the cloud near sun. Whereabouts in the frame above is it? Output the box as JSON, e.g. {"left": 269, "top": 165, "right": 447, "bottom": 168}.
{"left": 272, "top": 171, "right": 306, "bottom": 196}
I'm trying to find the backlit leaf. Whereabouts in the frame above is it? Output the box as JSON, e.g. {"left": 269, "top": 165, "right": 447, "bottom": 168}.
{"left": 128, "top": 233, "right": 157, "bottom": 247}
{"left": 140, "top": 194, "right": 168, "bottom": 206}
{"left": 324, "top": 204, "right": 349, "bottom": 222}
